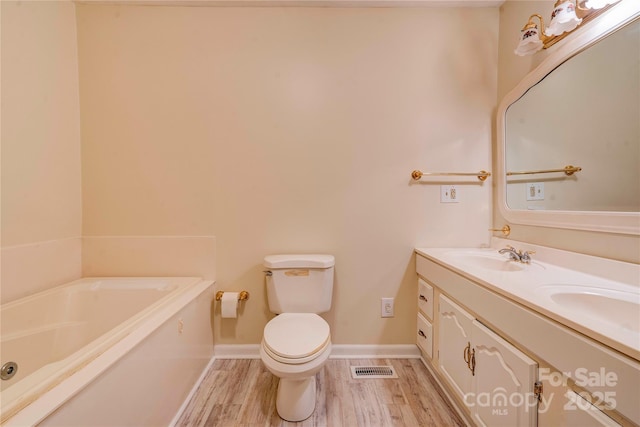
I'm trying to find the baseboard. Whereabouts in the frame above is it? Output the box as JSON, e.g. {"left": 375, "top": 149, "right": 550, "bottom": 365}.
{"left": 212, "top": 343, "right": 421, "bottom": 359}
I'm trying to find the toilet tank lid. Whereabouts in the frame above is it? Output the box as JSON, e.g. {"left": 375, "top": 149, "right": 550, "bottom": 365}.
{"left": 264, "top": 254, "right": 335, "bottom": 269}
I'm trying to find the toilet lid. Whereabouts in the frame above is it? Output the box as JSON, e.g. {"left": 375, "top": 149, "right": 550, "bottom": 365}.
{"left": 263, "top": 313, "right": 330, "bottom": 360}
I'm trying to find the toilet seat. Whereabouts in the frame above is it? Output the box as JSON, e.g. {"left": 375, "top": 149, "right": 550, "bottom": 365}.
{"left": 263, "top": 313, "right": 330, "bottom": 364}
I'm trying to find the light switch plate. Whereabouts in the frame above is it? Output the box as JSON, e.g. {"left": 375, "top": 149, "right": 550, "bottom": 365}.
{"left": 526, "top": 182, "right": 544, "bottom": 201}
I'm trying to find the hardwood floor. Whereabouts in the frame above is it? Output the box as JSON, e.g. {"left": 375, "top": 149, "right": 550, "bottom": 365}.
{"left": 175, "top": 358, "right": 465, "bottom": 427}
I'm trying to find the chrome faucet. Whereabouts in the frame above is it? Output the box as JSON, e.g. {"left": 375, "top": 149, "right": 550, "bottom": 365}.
{"left": 498, "top": 245, "right": 521, "bottom": 262}
{"left": 498, "top": 245, "right": 535, "bottom": 264}
{"left": 519, "top": 250, "right": 535, "bottom": 264}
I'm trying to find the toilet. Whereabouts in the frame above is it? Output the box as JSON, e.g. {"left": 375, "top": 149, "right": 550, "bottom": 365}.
{"left": 260, "top": 254, "right": 335, "bottom": 422}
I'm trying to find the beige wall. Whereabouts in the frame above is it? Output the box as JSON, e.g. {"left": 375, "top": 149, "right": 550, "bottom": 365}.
{"left": 76, "top": 4, "right": 498, "bottom": 344}
{"left": 0, "top": 1, "right": 82, "bottom": 303}
{"left": 495, "top": 0, "right": 640, "bottom": 263}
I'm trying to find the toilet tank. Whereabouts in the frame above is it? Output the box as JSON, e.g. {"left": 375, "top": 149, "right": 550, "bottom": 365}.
{"left": 263, "top": 254, "right": 335, "bottom": 314}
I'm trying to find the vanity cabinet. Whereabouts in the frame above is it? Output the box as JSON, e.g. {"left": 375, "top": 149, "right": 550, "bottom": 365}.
{"left": 415, "top": 251, "right": 634, "bottom": 427}
{"left": 438, "top": 294, "right": 538, "bottom": 427}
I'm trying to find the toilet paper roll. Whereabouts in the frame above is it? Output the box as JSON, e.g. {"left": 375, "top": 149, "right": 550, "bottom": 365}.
{"left": 221, "top": 292, "right": 239, "bottom": 318}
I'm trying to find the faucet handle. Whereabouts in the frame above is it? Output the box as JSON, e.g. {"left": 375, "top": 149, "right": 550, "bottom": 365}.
{"left": 520, "top": 250, "right": 536, "bottom": 263}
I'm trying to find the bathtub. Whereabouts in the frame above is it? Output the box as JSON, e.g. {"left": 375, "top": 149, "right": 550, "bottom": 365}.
{"left": 0, "top": 277, "right": 214, "bottom": 426}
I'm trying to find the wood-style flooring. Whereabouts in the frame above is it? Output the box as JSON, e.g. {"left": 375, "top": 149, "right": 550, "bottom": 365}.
{"left": 175, "top": 358, "right": 465, "bottom": 427}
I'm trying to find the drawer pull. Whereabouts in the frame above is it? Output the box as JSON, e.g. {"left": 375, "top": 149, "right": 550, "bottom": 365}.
{"left": 419, "top": 294, "right": 428, "bottom": 302}
{"left": 418, "top": 329, "right": 427, "bottom": 339}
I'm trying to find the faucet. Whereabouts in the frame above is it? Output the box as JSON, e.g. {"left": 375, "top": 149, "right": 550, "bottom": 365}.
{"left": 519, "top": 250, "right": 535, "bottom": 264}
{"left": 498, "top": 245, "right": 521, "bottom": 262}
{"left": 498, "top": 245, "right": 535, "bottom": 264}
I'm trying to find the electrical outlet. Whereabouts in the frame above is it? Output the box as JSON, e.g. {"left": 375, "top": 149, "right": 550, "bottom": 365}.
{"left": 440, "top": 185, "right": 459, "bottom": 203}
{"left": 526, "top": 182, "right": 544, "bottom": 201}
{"left": 381, "top": 298, "right": 394, "bottom": 318}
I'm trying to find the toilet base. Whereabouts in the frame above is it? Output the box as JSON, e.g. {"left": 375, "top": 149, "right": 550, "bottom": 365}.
{"left": 275, "top": 376, "right": 316, "bottom": 422}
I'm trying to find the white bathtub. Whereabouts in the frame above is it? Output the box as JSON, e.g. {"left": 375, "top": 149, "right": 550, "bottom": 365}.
{"left": 0, "top": 277, "right": 214, "bottom": 426}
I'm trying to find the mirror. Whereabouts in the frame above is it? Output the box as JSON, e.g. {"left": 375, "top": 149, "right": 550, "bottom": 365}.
{"left": 497, "top": 3, "right": 640, "bottom": 235}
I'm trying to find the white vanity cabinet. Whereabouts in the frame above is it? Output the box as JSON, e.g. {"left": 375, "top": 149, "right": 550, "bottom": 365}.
{"left": 415, "top": 250, "right": 634, "bottom": 427}
{"left": 438, "top": 294, "right": 538, "bottom": 427}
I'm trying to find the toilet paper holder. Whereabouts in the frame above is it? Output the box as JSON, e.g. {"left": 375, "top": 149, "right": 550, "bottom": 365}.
{"left": 215, "top": 290, "right": 250, "bottom": 302}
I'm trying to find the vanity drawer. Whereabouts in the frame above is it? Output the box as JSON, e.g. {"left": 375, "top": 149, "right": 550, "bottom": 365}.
{"left": 418, "top": 278, "right": 434, "bottom": 320}
{"left": 417, "top": 313, "right": 433, "bottom": 359}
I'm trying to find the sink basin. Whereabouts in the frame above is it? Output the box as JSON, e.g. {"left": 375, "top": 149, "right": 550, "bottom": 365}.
{"left": 537, "top": 285, "right": 640, "bottom": 333}
{"left": 445, "top": 251, "right": 528, "bottom": 272}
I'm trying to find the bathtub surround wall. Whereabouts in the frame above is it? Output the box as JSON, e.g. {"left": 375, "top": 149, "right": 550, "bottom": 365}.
{"left": 1, "top": 238, "right": 82, "bottom": 304}
{"left": 0, "top": 1, "right": 82, "bottom": 304}
{"left": 0, "top": 2, "right": 216, "bottom": 304}
{"left": 82, "top": 236, "right": 216, "bottom": 280}
{"left": 76, "top": 4, "right": 498, "bottom": 346}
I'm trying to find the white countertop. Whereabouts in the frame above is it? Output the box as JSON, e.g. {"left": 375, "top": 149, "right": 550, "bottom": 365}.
{"left": 415, "top": 239, "right": 640, "bottom": 361}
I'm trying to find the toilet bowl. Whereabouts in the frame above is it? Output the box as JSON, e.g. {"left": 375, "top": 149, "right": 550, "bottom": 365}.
{"left": 260, "top": 313, "right": 332, "bottom": 421}
{"left": 261, "top": 254, "right": 335, "bottom": 422}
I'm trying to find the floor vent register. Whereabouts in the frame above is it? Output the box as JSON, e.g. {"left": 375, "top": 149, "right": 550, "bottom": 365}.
{"left": 350, "top": 366, "right": 398, "bottom": 379}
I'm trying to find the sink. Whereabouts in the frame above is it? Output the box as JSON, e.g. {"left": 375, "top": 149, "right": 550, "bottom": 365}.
{"left": 444, "top": 251, "right": 529, "bottom": 272}
{"left": 537, "top": 285, "right": 640, "bottom": 333}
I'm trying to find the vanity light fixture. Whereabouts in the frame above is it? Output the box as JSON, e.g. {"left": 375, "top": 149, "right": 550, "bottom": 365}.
{"left": 546, "top": 0, "right": 582, "bottom": 36}
{"left": 514, "top": 0, "right": 622, "bottom": 56}
{"left": 515, "top": 14, "right": 547, "bottom": 56}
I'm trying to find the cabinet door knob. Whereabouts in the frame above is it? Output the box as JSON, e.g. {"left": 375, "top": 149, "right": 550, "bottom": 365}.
{"left": 419, "top": 294, "right": 428, "bottom": 302}
{"left": 418, "top": 329, "right": 427, "bottom": 338}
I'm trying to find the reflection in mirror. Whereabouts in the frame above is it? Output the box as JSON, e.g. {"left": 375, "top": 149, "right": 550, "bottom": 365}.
{"left": 505, "top": 18, "right": 639, "bottom": 213}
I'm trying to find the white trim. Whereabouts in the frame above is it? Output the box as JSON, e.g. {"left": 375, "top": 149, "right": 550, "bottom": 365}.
{"left": 213, "top": 343, "right": 421, "bottom": 359}
{"left": 497, "top": 1, "right": 640, "bottom": 236}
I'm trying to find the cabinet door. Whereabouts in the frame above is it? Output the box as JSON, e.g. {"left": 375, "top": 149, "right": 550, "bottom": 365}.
{"left": 439, "top": 294, "right": 475, "bottom": 400}
{"left": 471, "top": 320, "right": 538, "bottom": 427}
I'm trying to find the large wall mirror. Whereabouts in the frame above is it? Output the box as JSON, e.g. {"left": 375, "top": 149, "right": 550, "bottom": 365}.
{"left": 497, "top": 2, "right": 640, "bottom": 235}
